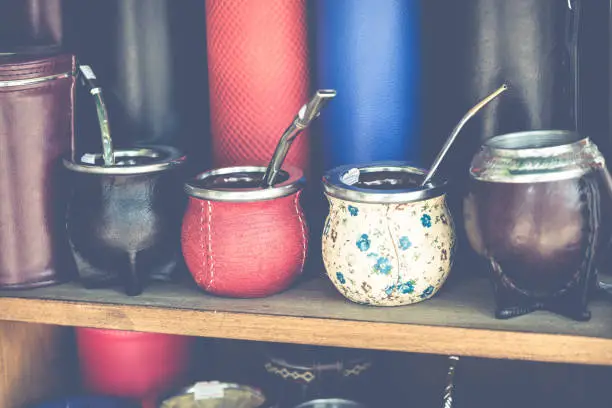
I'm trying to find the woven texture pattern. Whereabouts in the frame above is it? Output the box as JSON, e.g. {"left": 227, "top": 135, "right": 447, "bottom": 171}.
{"left": 205, "top": 0, "right": 310, "bottom": 170}
{"left": 182, "top": 192, "right": 308, "bottom": 298}
{"left": 76, "top": 328, "right": 194, "bottom": 407}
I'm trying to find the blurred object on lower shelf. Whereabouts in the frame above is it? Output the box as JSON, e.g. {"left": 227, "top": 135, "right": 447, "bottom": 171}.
{"left": 291, "top": 399, "right": 365, "bottom": 408}
{"left": 76, "top": 328, "right": 196, "bottom": 408}
{"left": 31, "top": 395, "right": 138, "bottom": 408}
{"left": 257, "top": 343, "right": 373, "bottom": 408}
{"left": 158, "top": 382, "right": 266, "bottom": 408}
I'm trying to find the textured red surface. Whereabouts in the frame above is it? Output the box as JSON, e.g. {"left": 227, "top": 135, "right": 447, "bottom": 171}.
{"left": 205, "top": 0, "right": 310, "bottom": 171}
{"left": 181, "top": 191, "right": 308, "bottom": 298}
{"left": 76, "top": 328, "right": 194, "bottom": 406}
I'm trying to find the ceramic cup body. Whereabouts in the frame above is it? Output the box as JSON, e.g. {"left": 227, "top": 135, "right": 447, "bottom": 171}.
{"left": 322, "top": 162, "right": 455, "bottom": 306}
{"left": 182, "top": 166, "right": 308, "bottom": 298}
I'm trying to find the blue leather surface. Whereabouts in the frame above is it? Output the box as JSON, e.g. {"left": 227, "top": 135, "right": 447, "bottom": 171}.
{"left": 315, "top": 0, "right": 421, "bottom": 170}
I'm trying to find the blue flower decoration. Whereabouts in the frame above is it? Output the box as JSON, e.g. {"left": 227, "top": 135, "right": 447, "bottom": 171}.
{"left": 347, "top": 205, "right": 359, "bottom": 216}
{"left": 356, "top": 234, "right": 371, "bottom": 252}
{"left": 374, "top": 257, "right": 392, "bottom": 274}
{"left": 399, "top": 236, "right": 412, "bottom": 250}
{"left": 385, "top": 285, "right": 395, "bottom": 296}
{"left": 420, "top": 285, "right": 435, "bottom": 298}
{"left": 421, "top": 214, "right": 432, "bottom": 228}
{"left": 398, "top": 281, "right": 415, "bottom": 294}
{"left": 336, "top": 272, "right": 346, "bottom": 284}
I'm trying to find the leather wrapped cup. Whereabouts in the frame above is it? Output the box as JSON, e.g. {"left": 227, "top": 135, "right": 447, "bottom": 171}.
{"left": 63, "top": 147, "right": 187, "bottom": 296}
{"left": 464, "top": 130, "right": 612, "bottom": 320}
{"left": 182, "top": 166, "right": 308, "bottom": 298}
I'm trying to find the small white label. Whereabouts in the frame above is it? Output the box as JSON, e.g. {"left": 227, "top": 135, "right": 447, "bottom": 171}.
{"left": 342, "top": 168, "right": 360, "bottom": 185}
{"left": 80, "top": 153, "right": 97, "bottom": 164}
{"left": 79, "top": 65, "right": 97, "bottom": 80}
{"left": 192, "top": 381, "right": 226, "bottom": 400}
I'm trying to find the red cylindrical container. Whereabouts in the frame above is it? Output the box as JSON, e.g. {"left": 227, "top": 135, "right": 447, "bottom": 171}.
{"left": 76, "top": 328, "right": 195, "bottom": 406}
{"left": 182, "top": 166, "right": 308, "bottom": 297}
{"left": 205, "top": 0, "right": 310, "bottom": 171}
{"left": 0, "top": 52, "right": 75, "bottom": 288}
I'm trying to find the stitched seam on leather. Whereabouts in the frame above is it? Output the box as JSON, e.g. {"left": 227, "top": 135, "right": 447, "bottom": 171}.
{"left": 198, "top": 199, "right": 205, "bottom": 287}
{"left": 294, "top": 193, "right": 307, "bottom": 273}
{"left": 207, "top": 200, "right": 215, "bottom": 289}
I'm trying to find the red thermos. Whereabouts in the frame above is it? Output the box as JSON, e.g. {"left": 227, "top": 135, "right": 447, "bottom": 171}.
{"left": 76, "top": 328, "right": 195, "bottom": 407}
{"left": 205, "top": 0, "right": 310, "bottom": 171}
{"left": 182, "top": 166, "right": 308, "bottom": 297}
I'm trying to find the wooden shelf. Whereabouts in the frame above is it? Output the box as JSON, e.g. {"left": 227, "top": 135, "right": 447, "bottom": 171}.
{"left": 1, "top": 276, "right": 612, "bottom": 366}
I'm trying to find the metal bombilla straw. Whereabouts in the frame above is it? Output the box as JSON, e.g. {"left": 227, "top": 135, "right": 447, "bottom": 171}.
{"left": 421, "top": 84, "right": 508, "bottom": 187}
{"left": 77, "top": 65, "right": 115, "bottom": 166}
{"left": 262, "top": 89, "right": 337, "bottom": 187}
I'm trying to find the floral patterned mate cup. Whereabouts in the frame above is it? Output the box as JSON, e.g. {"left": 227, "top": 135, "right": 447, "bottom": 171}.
{"left": 322, "top": 161, "right": 455, "bottom": 306}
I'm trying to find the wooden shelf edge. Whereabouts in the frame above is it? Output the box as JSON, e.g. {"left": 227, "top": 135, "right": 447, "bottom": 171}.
{"left": 0, "top": 297, "right": 611, "bottom": 366}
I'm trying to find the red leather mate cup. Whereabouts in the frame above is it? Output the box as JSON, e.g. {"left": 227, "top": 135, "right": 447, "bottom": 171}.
{"left": 182, "top": 165, "right": 308, "bottom": 298}
{"left": 75, "top": 328, "right": 195, "bottom": 406}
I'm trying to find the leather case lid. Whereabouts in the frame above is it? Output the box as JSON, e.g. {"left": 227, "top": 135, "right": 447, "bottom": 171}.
{"left": 0, "top": 52, "right": 75, "bottom": 82}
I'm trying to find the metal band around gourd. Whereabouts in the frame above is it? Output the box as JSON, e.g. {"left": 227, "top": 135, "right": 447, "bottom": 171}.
{"left": 0, "top": 71, "right": 74, "bottom": 88}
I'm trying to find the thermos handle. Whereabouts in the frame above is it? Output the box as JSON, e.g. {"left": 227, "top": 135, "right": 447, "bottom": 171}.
{"left": 77, "top": 64, "right": 115, "bottom": 166}
{"left": 442, "top": 356, "right": 460, "bottom": 408}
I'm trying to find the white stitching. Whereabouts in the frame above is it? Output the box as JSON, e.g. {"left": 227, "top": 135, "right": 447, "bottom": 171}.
{"left": 198, "top": 200, "right": 205, "bottom": 287}
{"left": 207, "top": 200, "right": 215, "bottom": 289}
{"left": 294, "top": 193, "right": 307, "bottom": 273}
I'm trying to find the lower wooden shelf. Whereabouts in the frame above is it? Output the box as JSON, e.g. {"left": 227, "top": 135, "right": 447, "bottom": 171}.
{"left": 1, "top": 276, "right": 612, "bottom": 366}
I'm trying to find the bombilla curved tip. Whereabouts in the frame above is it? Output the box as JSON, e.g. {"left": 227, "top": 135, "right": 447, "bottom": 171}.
{"left": 421, "top": 83, "right": 508, "bottom": 187}
{"left": 297, "top": 89, "right": 337, "bottom": 127}
{"left": 262, "top": 89, "right": 337, "bottom": 187}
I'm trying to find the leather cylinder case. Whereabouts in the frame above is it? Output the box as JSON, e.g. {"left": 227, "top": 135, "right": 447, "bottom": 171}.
{"left": 76, "top": 328, "right": 195, "bottom": 408}
{"left": 0, "top": 53, "right": 75, "bottom": 288}
{"left": 461, "top": 0, "right": 579, "bottom": 142}
{"left": 0, "top": 0, "right": 63, "bottom": 50}
{"left": 314, "top": 0, "right": 421, "bottom": 170}
{"left": 205, "top": 0, "right": 310, "bottom": 171}
{"left": 62, "top": 0, "right": 209, "bottom": 160}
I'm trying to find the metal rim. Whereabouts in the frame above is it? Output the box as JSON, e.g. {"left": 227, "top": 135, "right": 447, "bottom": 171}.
{"left": 471, "top": 130, "right": 606, "bottom": 183}
{"left": 293, "top": 399, "right": 366, "bottom": 408}
{"left": 322, "top": 161, "right": 447, "bottom": 204}
{"left": 62, "top": 146, "right": 185, "bottom": 175}
{"left": 482, "top": 130, "right": 589, "bottom": 157}
{"left": 185, "top": 165, "right": 305, "bottom": 202}
{"left": 159, "top": 382, "right": 266, "bottom": 406}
